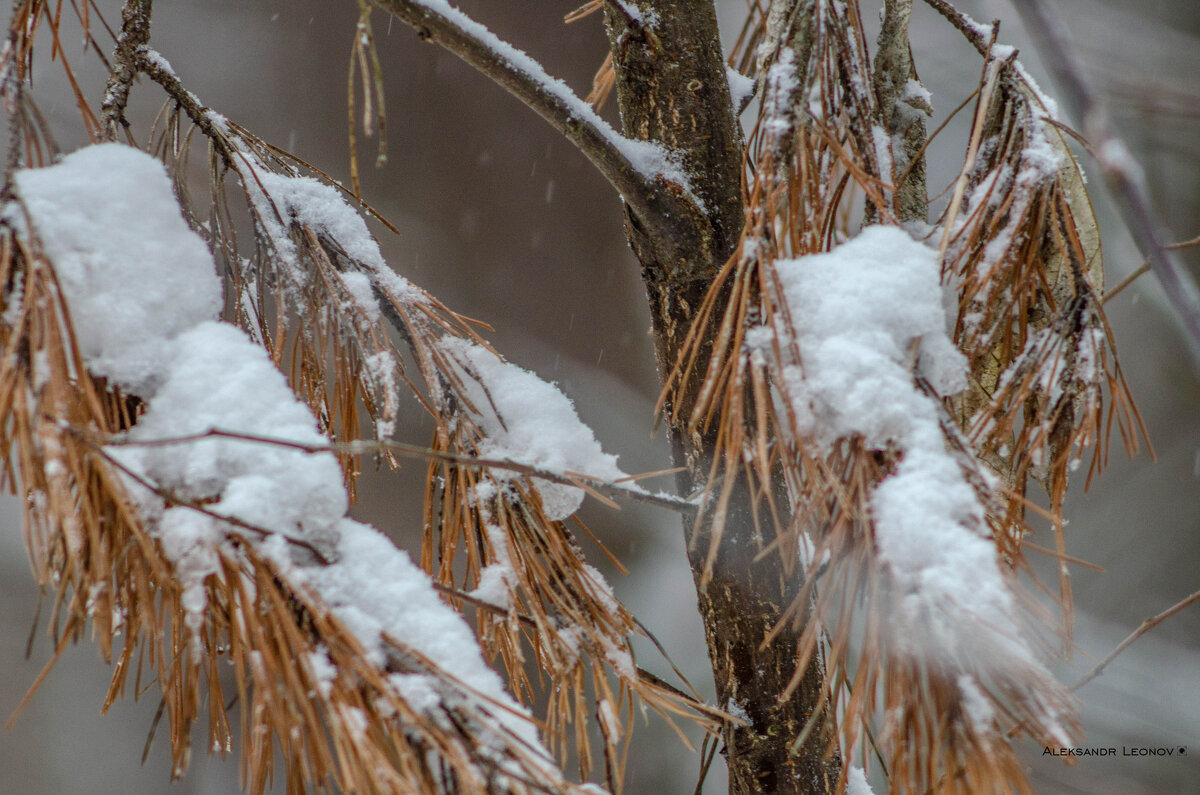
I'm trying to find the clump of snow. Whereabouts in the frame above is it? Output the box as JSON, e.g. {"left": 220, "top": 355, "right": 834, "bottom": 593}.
{"left": 116, "top": 322, "right": 350, "bottom": 552}
{"left": 774, "top": 226, "right": 965, "bottom": 447}
{"left": 13, "top": 144, "right": 221, "bottom": 393}
{"left": 15, "top": 144, "right": 549, "bottom": 760}
{"left": 846, "top": 765, "right": 876, "bottom": 795}
{"left": 248, "top": 166, "right": 388, "bottom": 273}
{"left": 726, "top": 65, "right": 755, "bottom": 113}
{"left": 769, "top": 226, "right": 1035, "bottom": 671}
{"left": 439, "top": 338, "right": 628, "bottom": 520}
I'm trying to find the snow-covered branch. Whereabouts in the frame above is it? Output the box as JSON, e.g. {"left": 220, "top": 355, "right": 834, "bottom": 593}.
{"left": 369, "top": 0, "right": 701, "bottom": 227}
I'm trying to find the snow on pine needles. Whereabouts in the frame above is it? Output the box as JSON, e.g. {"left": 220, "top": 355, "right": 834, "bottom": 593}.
{"left": 10, "top": 143, "right": 576, "bottom": 793}
{"left": 6, "top": 131, "right": 709, "bottom": 793}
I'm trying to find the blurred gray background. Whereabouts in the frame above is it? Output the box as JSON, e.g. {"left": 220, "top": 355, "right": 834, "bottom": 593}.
{"left": 1, "top": 1, "right": 1197, "bottom": 792}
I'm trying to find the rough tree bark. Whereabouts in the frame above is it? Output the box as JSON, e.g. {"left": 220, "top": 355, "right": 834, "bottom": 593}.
{"left": 604, "top": 4, "right": 838, "bottom": 793}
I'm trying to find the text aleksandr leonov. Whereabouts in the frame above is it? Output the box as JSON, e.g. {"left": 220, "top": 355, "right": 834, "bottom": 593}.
{"left": 1043, "top": 747, "right": 1185, "bottom": 757}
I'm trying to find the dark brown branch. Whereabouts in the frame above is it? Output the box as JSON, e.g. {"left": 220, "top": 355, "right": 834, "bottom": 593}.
{"left": 604, "top": 0, "right": 745, "bottom": 272}
{"left": 367, "top": 0, "right": 700, "bottom": 243}
{"left": 1073, "top": 588, "right": 1200, "bottom": 690}
{"left": 131, "top": 45, "right": 231, "bottom": 153}
{"left": 100, "top": 0, "right": 153, "bottom": 141}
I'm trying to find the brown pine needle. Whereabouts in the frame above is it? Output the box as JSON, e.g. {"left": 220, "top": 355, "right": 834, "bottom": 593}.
{"left": 1020, "top": 539, "right": 1104, "bottom": 572}
{"left": 5, "top": 628, "right": 73, "bottom": 731}
{"left": 613, "top": 465, "right": 686, "bottom": 483}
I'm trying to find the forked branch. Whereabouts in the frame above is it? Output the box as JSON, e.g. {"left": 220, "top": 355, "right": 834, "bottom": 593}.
{"left": 367, "top": 0, "right": 700, "bottom": 237}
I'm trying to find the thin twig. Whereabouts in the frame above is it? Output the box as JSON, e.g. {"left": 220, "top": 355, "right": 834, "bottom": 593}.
{"left": 76, "top": 434, "right": 336, "bottom": 564}
{"left": 131, "top": 45, "right": 230, "bottom": 156}
{"left": 921, "top": 0, "right": 991, "bottom": 56}
{"left": 1102, "top": 261, "right": 1150, "bottom": 304}
{"left": 1073, "top": 588, "right": 1200, "bottom": 690}
{"left": 1010, "top": 0, "right": 1200, "bottom": 367}
{"left": 100, "top": 426, "right": 700, "bottom": 514}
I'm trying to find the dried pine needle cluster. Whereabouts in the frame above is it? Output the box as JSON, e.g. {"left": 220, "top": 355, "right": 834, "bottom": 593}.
{"left": 658, "top": 2, "right": 1144, "bottom": 793}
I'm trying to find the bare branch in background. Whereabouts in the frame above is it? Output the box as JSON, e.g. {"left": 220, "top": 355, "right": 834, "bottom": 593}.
{"left": 1010, "top": 0, "right": 1200, "bottom": 367}
{"left": 875, "top": 0, "right": 930, "bottom": 222}
{"left": 1074, "top": 588, "right": 1200, "bottom": 690}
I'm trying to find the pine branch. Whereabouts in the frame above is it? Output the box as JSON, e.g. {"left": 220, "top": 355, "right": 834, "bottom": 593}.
{"left": 100, "top": 0, "right": 152, "bottom": 141}
{"left": 367, "top": 0, "right": 700, "bottom": 240}
{"left": 100, "top": 426, "right": 699, "bottom": 514}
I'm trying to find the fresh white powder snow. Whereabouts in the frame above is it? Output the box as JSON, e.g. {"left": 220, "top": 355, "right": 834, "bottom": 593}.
{"left": 773, "top": 226, "right": 966, "bottom": 446}
{"left": 14, "top": 143, "right": 550, "bottom": 760}
{"left": 238, "top": 160, "right": 432, "bottom": 332}
{"left": 439, "top": 337, "right": 628, "bottom": 520}
{"left": 13, "top": 144, "right": 221, "bottom": 393}
{"left": 768, "top": 226, "right": 1036, "bottom": 671}
{"left": 846, "top": 765, "right": 876, "bottom": 795}
{"left": 248, "top": 166, "right": 388, "bottom": 273}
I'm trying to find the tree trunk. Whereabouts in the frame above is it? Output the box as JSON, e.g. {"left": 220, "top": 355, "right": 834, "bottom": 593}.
{"left": 604, "top": 4, "right": 839, "bottom": 792}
